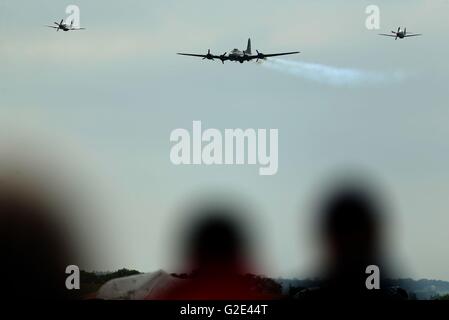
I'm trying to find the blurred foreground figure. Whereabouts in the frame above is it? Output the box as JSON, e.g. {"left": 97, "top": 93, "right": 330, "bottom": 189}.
{"left": 153, "top": 204, "right": 277, "bottom": 300}
{"left": 0, "top": 175, "right": 76, "bottom": 299}
{"left": 297, "top": 178, "right": 407, "bottom": 301}
{"left": 97, "top": 201, "right": 279, "bottom": 300}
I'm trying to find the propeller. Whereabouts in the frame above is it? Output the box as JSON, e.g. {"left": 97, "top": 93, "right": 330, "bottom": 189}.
{"left": 395, "top": 27, "right": 400, "bottom": 40}
{"left": 54, "top": 19, "right": 64, "bottom": 31}
{"left": 219, "top": 52, "right": 227, "bottom": 64}
{"left": 202, "top": 49, "right": 214, "bottom": 60}
{"left": 255, "top": 50, "right": 266, "bottom": 62}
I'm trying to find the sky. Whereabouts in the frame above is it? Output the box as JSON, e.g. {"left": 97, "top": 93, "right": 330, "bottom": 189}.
{"left": 1, "top": 0, "right": 449, "bottom": 281}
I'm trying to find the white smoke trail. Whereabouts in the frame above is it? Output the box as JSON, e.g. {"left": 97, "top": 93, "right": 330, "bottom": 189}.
{"left": 260, "top": 58, "right": 404, "bottom": 87}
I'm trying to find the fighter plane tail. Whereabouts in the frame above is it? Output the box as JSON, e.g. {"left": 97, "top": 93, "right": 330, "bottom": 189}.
{"left": 244, "top": 38, "right": 252, "bottom": 55}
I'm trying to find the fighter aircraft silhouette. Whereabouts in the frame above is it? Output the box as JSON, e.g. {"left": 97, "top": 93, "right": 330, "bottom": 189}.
{"left": 46, "top": 19, "right": 86, "bottom": 32}
{"left": 379, "top": 27, "right": 421, "bottom": 40}
{"left": 177, "top": 38, "right": 299, "bottom": 64}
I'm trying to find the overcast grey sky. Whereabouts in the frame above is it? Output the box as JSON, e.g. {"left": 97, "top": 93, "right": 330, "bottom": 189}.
{"left": 1, "top": 0, "right": 449, "bottom": 280}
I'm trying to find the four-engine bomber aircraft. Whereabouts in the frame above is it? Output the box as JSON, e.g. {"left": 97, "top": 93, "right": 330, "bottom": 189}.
{"left": 46, "top": 19, "right": 86, "bottom": 32}
{"left": 379, "top": 27, "right": 422, "bottom": 40}
{"left": 177, "top": 38, "right": 299, "bottom": 64}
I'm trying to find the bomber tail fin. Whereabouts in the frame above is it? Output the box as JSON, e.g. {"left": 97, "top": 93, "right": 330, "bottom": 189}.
{"left": 244, "top": 38, "right": 251, "bottom": 54}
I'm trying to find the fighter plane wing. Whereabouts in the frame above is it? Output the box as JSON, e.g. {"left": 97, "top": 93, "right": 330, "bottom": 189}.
{"left": 71, "top": 28, "right": 86, "bottom": 30}
{"left": 404, "top": 34, "right": 422, "bottom": 37}
{"left": 378, "top": 34, "right": 397, "bottom": 37}
{"left": 249, "top": 51, "right": 300, "bottom": 60}
{"left": 45, "top": 25, "right": 59, "bottom": 29}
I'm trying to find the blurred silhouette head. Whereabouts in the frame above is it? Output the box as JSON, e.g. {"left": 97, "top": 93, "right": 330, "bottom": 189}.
{"left": 314, "top": 177, "right": 389, "bottom": 278}
{"left": 298, "top": 175, "right": 407, "bottom": 300}
{"left": 159, "top": 199, "right": 276, "bottom": 300}
{"left": 322, "top": 187, "right": 381, "bottom": 265}
{"left": 183, "top": 204, "right": 250, "bottom": 275}
{"left": 0, "top": 175, "right": 76, "bottom": 299}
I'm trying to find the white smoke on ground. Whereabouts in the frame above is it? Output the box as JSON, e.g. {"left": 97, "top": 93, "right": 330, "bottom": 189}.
{"left": 260, "top": 58, "right": 405, "bottom": 87}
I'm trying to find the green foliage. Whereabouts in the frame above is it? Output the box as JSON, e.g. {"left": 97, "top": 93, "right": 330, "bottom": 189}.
{"left": 436, "top": 294, "right": 449, "bottom": 300}
{"left": 79, "top": 268, "right": 141, "bottom": 296}
{"left": 243, "top": 273, "right": 283, "bottom": 297}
